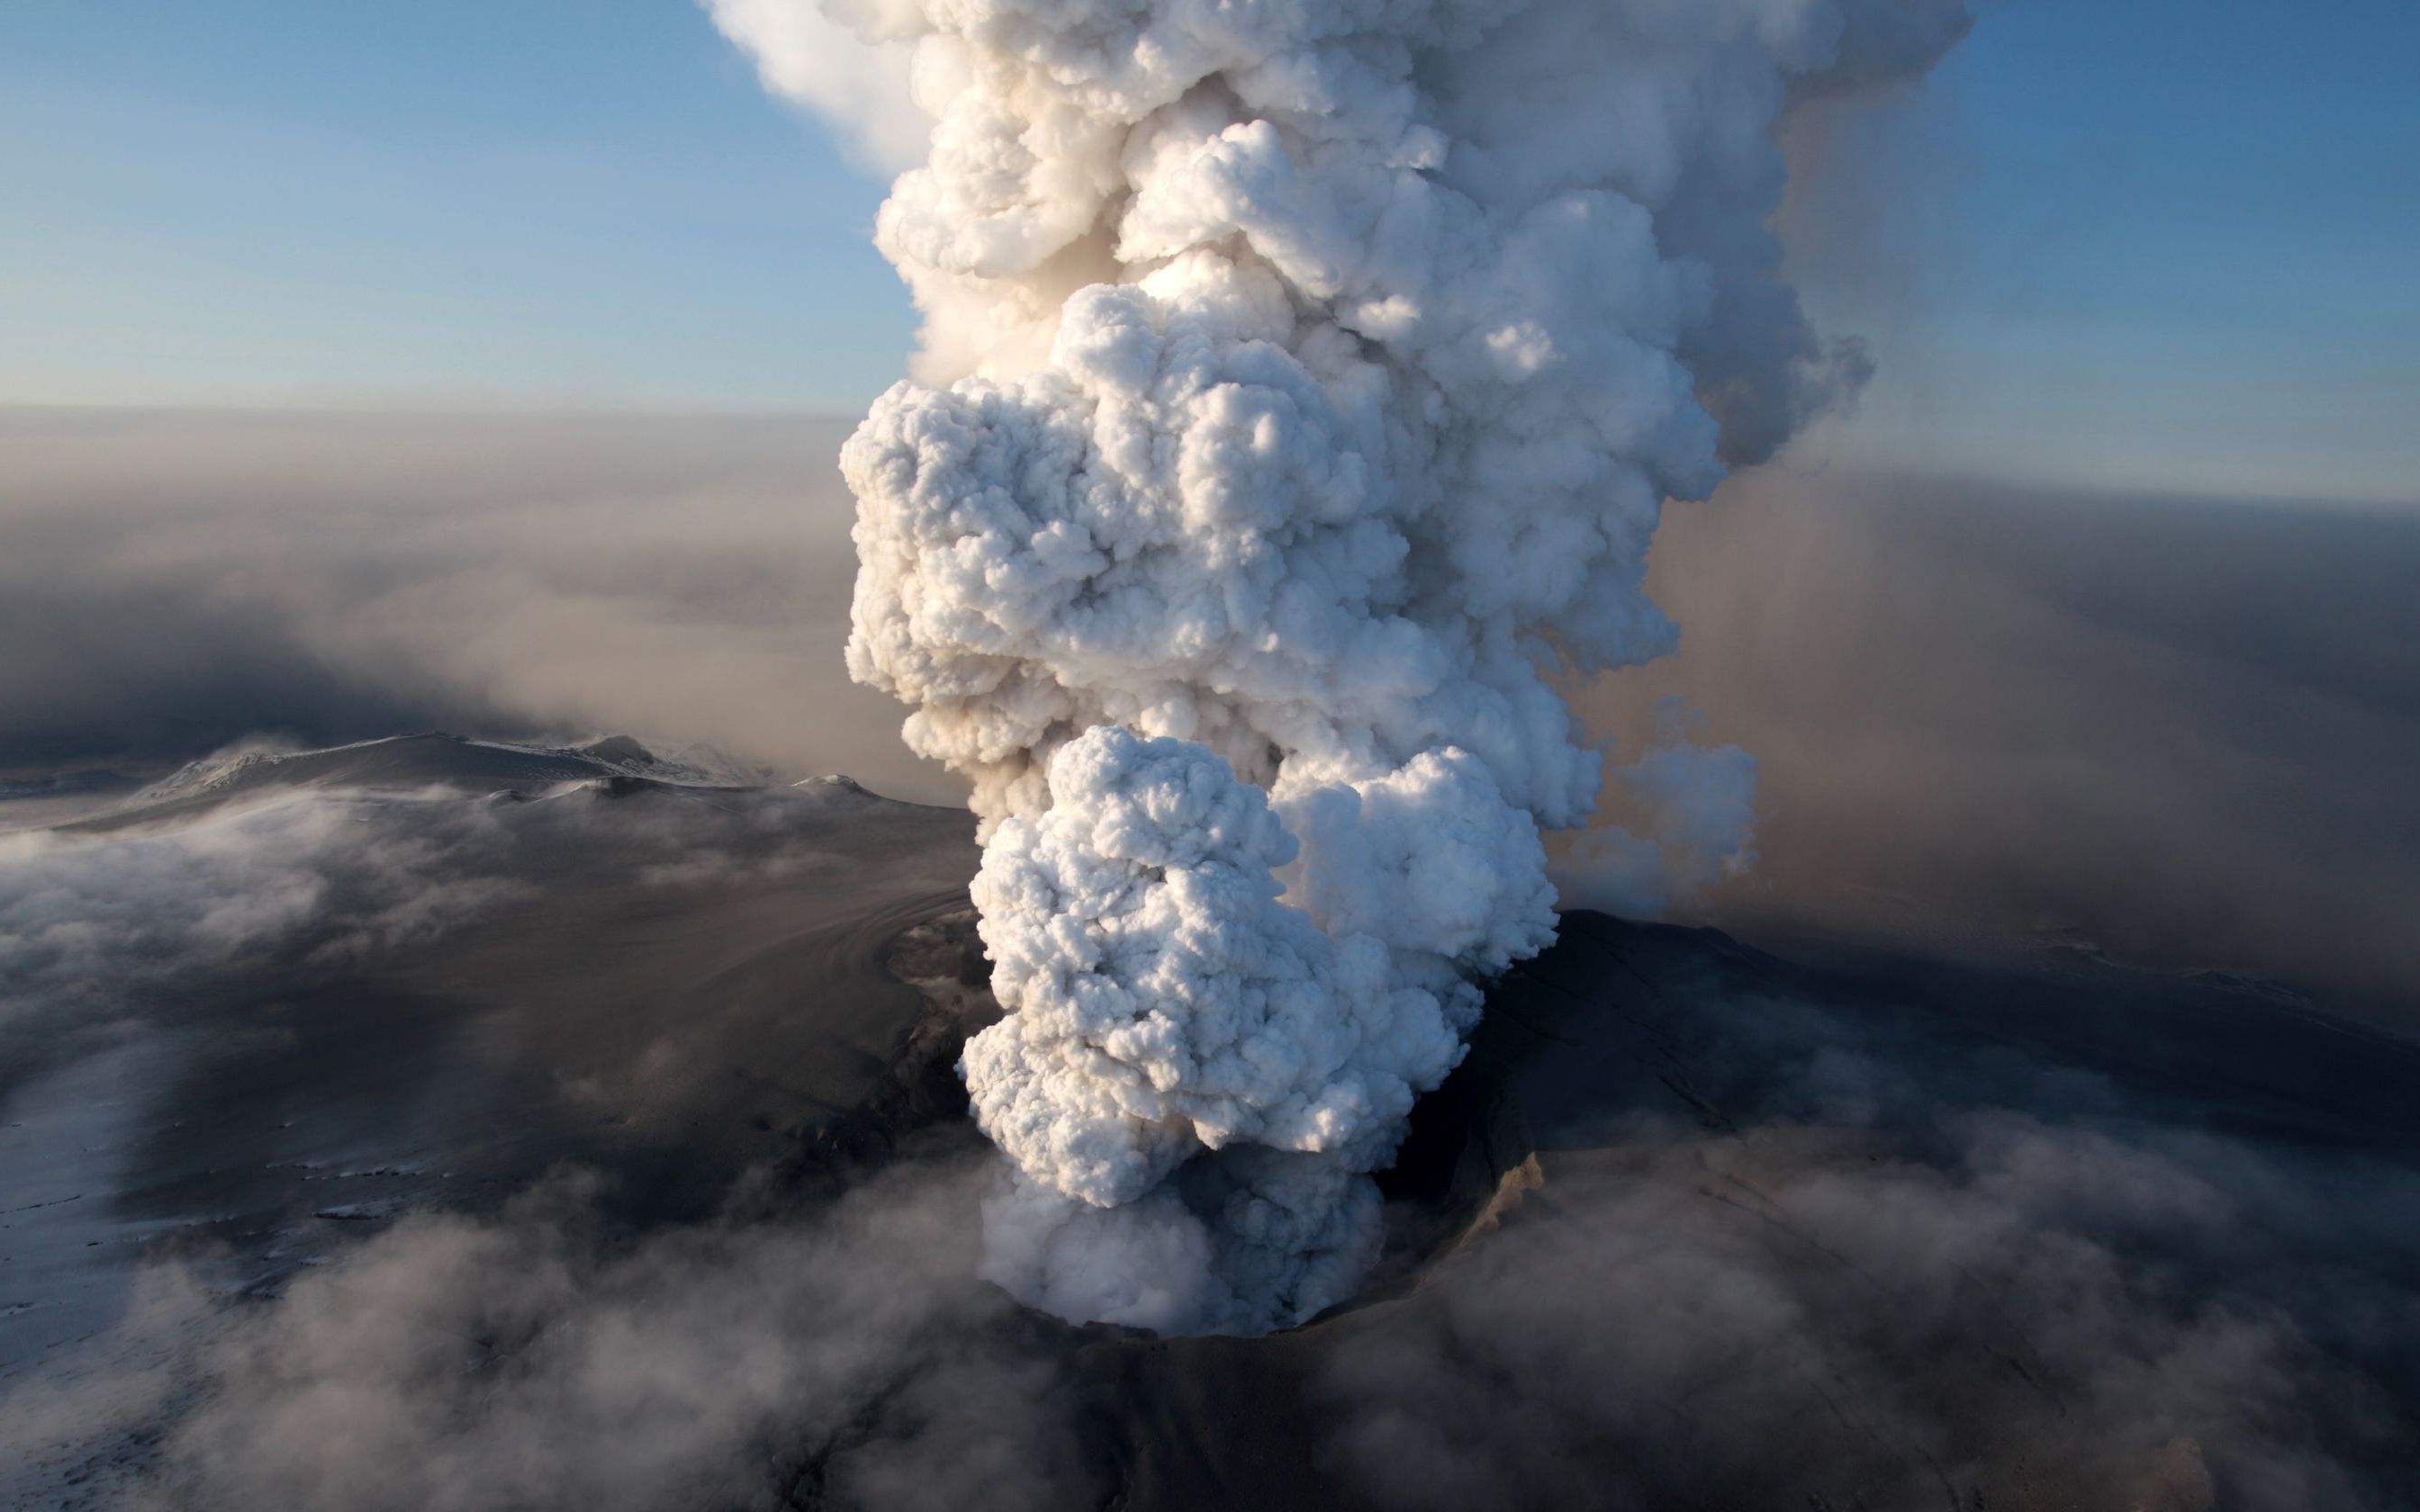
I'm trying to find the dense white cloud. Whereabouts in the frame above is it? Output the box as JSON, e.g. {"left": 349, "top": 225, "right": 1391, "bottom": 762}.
{"left": 719, "top": 0, "right": 1966, "bottom": 1329}
{"left": 700, "top": 0, "right": 929, "bottom": 172}
{"left": 962, "top": 731, "right": 1467, "bottom": 1329}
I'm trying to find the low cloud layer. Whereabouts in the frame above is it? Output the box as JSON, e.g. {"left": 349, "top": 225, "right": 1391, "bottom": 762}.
{"left": 0, "top": 708, "right": 2407, "bottom": 1507}
{"left": 1322, "top": 958, "right": 2420, "bottom": 1509}
{"left": 0, "top": 789, "right": 522, "bottom": 1029}
{"left": 0, "top": 754, "right": 967, "bottom": 1129}
{"left": 5, "top": 1157, "right": 1097, "bottom": 1512}
{"left": 1330, "top": 1120, "right": 2420, "bottom": 1508}
{"left": 0, "top": 759, "right": 1018, "bottom": 1508}
{"left": 13, "top": 904, "right": 2417, "bottom": 1508}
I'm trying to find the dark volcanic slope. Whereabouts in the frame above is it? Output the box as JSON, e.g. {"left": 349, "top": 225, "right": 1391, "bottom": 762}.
{"left": 0, "top": 737, "right": 979, "bottom": 1437}
{"left": 7, "top": 739, "right": 2417, "bottom": 1511}
{"left": 1078, "top": 914, "right": 2420, "bottom": 1510}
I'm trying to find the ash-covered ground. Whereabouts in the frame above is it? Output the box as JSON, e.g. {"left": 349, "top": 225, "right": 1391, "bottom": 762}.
{"left": 5, "top": 734, "right": 2415, "bottom": 1510}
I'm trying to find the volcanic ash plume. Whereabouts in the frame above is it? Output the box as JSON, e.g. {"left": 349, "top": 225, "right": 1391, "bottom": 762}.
{"left": 724, "top": 0, "right": 1967, "bottom": 1332}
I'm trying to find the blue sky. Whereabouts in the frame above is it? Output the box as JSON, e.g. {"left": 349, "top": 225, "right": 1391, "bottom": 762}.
{"left": 1808, "top": 0, "right": 2420, "bottom": 502}
{"left": 4, "top": 0, "right": 2414, "bottom": 501}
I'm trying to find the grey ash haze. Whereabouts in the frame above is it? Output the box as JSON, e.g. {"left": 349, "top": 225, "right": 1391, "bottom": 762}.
{"left": 0, "top": 408, "right": 929, "bottom": 800}
{"left": 7, "top": 406, "right": 2415, "bottom": 1012}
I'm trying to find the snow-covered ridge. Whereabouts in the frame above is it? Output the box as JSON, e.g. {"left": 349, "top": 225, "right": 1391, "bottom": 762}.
{"left": 123, "top": 733, "right": 766, "bottom": 811}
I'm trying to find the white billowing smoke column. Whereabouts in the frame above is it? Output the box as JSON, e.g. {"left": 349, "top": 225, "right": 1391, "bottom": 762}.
{"left": 724, "top": 0, "right": 1966, "bottom": 1333}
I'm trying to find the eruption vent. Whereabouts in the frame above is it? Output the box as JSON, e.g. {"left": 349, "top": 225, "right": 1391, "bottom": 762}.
{"left": 721, "top": 0, "right": 1967, "bottom": 1332}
